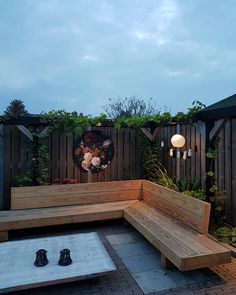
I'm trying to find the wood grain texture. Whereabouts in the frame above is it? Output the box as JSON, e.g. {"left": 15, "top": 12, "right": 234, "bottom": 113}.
{"left": 0, "top": 200, "right": 139, "bottom": 231}
{"left": 124, "top": 201, "right": 231, "bottom": 271}
{"left": 11, "top": 180, "right": 143, "bottom": 209}
{"left": 143, "top": 180, "right": 211, "bottom": 234}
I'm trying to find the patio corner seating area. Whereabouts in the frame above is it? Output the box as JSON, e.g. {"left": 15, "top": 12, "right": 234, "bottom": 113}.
{"left": 0, "top": 179, "right": 231, "bottom": 272}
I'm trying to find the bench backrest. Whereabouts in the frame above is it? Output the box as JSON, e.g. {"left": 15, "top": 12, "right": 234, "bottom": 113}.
{"left": 142, "top": 180, "right": 211, "bottom": 234}
{"left": 11, "top": 180, "right": 142, "bottom": 210}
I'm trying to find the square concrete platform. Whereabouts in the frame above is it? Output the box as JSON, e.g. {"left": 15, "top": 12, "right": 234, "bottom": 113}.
{"left": 0, "top": 232, "right": 116, "bottom": 293}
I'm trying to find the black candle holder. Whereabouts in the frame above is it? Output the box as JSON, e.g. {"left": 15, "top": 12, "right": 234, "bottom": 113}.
{"left": 34, "top": 249, "right": 48, "bottom": 267}
{"left": 58, "top": 249, "right": 72, "bottom": 266}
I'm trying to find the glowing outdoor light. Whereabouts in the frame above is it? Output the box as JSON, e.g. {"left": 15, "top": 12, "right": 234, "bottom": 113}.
{"left": 171, "top": 134, "right": 185, "bottom": 148}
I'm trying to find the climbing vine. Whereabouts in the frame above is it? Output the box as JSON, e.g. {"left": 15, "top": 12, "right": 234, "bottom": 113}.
{"left": 206, "top": 140, "right": 225, "bottom": 224}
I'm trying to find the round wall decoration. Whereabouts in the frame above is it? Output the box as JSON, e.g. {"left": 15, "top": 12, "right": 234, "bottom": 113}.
{"left": 73, "top": 130, "right": 114, "bottom": 173}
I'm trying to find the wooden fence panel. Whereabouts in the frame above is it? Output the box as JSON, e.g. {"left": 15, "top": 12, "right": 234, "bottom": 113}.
{"left": 2, "top": 125, "right": 144, "bottom": 208}
{"left": 157, "top": 122, "right": 206, "bottom": 186}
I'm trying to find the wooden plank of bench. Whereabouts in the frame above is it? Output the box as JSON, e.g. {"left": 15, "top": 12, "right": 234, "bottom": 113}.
{"left": 0, "top": 200, "right": 139, "bottom": 231}
{"left": 11, "top": 180, "right": 143, "bottom": 209}
{"left": 124, "top": 202, "right": 231, "bottom": 271}
{"left": 0, "top": 231, "right": 8, "bottom": 242}
{"left": 133, "top": 201, "right": 228, "bottom": 255}
{"left": 143, "top": 180, "right": 211, "bottom": 234}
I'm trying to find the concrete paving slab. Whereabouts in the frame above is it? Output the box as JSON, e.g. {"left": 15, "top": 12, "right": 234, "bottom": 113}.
{"left": 106, "top": 232, "right": 143, "bottom": 246}
{"left": 113, "top": 240, "right": 156, "bottom": 258}
{"left": 122, "top": 253, "right": 162, "bottom": 273}
{"left": 133, "top": 269, "right": 178, "bottom": 293}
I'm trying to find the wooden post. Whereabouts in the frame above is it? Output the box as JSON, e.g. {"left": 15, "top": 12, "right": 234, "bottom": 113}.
{"left": 161, "top": 254, "right": 174, "bottom": 269}
{"left": 0, "top": 124, "right": 3, "bottom": 209}
{"left": 176, "top": 124, "right": 180, "bottom": 181}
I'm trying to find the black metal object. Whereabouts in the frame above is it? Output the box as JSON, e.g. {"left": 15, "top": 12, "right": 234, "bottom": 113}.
{"left": 58, "top": 249, "right": 72, "bottom": 266}
{"left": 34, "top": 249, "right": 49, "bottom": 267}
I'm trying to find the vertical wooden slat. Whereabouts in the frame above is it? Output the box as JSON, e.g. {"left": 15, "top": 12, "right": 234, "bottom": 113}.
{"left": 11, "top": 126, "right": 20, "bottom": 186}
{"left": 117, "top": 128, "right": 124, "bottom": 180}
{"left": 186, "top": 124, "right": 192, "bottom": 182}
{"left": 129, "top": 128, "right": 136, "bottom": 180}
{"left": 218, "top": 129, "right": 225, "bottom": 194}
{"left": 123, "top": 127, "right": 130, "bottom": 180}
{"left": 104, "top": 126, "right": 111, "bottom": 182}
{"left": 195, "top": 123, "right": 201, "bottom": 180}
{"left": 135, "top": 130, "right": 142, "bottom": 179}
{"left": 225, "top": 119, "right": 232, "bottom": 223}
{"left": 66, "top": 133, "right": 74, "bottom": 179}
{"left": 3, "top": 125, "right": 12, "bottom": 209}
{"left": 231, "top": 118, "right": 236, "bottom": 225}
{"left": 171, "top": 125, "right": 176, "bottom": 179}
{"left": 180, "top": 124, "right": 186, "bottom": 180}
{"left": 0, "top": 124, "right": 4, "bottom": 208}
{"left": 200, "top": 123, "right": 206, "bottom": 190}
{"left": 51, "top": 131, "right": 60, "bottom": 182}
{"left": 190, "top": 125, "right": 196, "bottom": 180}
{"left": 59, "top": 131, "right": 67, "bottom": 182}
{"left": 19, "top": 132, "right": 29, "bottom": 176}
{"left": 110, "top": 127, "right": 118, "bottom": 180}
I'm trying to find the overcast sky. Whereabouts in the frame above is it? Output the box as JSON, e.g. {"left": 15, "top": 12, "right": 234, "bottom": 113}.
{"left": 0, "top": 0, "right": 236, "bottom": 116}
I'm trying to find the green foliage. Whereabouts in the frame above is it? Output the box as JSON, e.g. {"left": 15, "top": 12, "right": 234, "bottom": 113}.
{"left": 177, "top": 178, "right": 206, "bottom": 201}
{"left": 41, "top": 99, "right": 205, "bottom": 133}
{"left": 14, "top": 139, "right": 49, "bottom": 187}
{"left": 215, "top": 226, "right": 236, "bottom": 248}
{"left": 3, "top": 99, "right": 28, "bottom": 120}
{"left": 206, "top": 150, "right": 217, "bottom": 159}
{"left": 156, "top": 166, "right": 178, "bottom": 191}
{"left": 14, "top": 172, "right": 33, "bottom": 187}
{"left": 139, "top": 132, "right": 161, "bottom": 182}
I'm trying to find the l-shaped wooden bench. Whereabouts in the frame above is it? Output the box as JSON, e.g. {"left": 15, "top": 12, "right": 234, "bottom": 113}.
{"left": 0, "top": 180, "right": 231, "bottom": 271}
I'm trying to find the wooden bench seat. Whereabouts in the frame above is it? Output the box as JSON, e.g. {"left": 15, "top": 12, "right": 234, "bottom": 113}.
{"left": 124, "top": 201, "right": 231, "bottom": 271}
{"left": 0, "top": 200, "right": 138, "bottom": 240}
{"left": 0, "top": 179, "right": 231, "bottom": 271}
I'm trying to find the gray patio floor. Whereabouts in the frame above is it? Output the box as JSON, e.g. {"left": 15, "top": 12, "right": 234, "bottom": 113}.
{"left": 5, "top": 220, "right": 235, "bottom": 295}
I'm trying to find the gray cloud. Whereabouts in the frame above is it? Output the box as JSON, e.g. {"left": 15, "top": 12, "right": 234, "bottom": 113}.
{"left": 0, "top": 0, "right": 236, "bottom": 115}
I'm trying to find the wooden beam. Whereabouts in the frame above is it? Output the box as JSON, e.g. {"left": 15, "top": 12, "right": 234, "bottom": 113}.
{"left": 209, "top": 119, "right": 228, "bottom": 141}
{"left": 16, "top": 125, "right": 33, "bottom": 141}
{"left": 161, "top": 254, "right": 174, "bottom": 269}
{"left": 140, "top": 127, "right": 162, "bottom": 142}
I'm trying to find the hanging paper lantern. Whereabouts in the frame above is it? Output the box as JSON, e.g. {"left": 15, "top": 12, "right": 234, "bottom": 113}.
{"left": 171, "top": 134, "right": 185, "bottom": 148}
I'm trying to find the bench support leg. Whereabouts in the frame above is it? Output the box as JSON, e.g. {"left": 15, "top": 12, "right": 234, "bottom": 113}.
{"left": 123, "top": 219, "right": 130, "bottom": 227}
{"left": 0, "top": 231, "right": 8, "bottom": 242}
{"left": 161, "top": 254, "right": 174, "bottom": 269}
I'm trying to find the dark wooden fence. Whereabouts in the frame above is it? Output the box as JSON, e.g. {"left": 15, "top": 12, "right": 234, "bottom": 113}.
{"left": 156, "top": 122, "right": 206, "bottom": 187}
{"left": 214, "top": 118, "right": 236, "bottom": 225}
{"left": 1, "top": 120, "right": 236, "bottom": 226}
{"left": 1, "top": 125, "right": 143, "bottom": 209}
